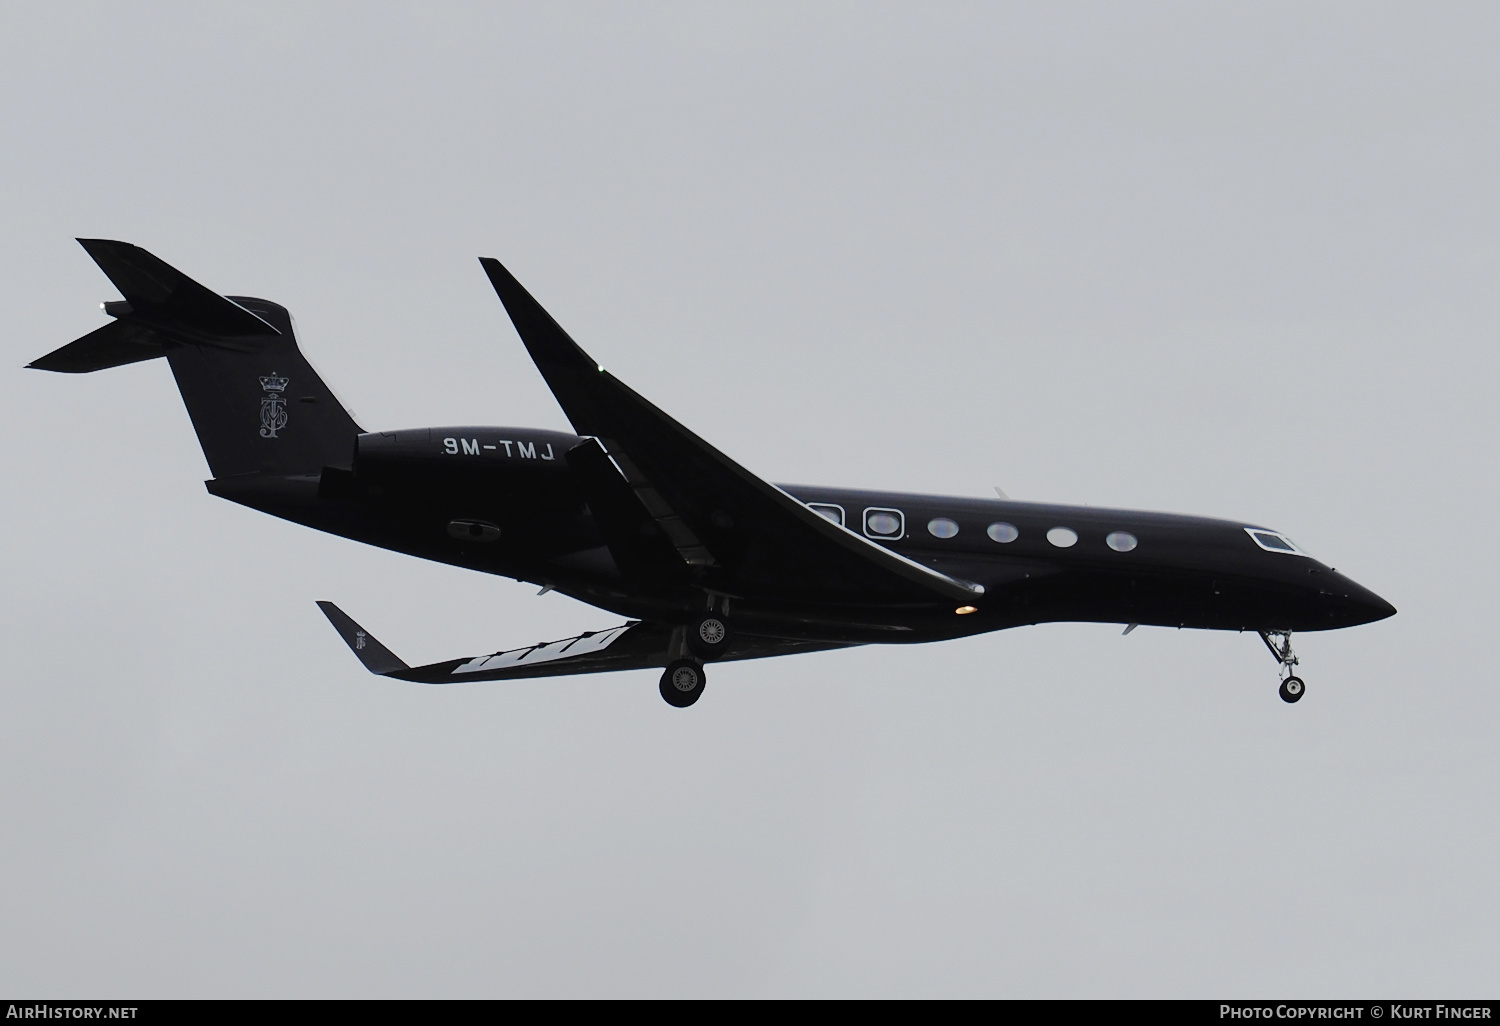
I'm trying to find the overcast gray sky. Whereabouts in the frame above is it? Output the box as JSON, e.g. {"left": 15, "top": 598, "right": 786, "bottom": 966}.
{"left": 2, "top": 2, "right": 1496, "bottom": 998}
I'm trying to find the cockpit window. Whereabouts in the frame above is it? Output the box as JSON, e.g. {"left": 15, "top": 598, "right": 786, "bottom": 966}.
{"left": 1245, "top": 528, "right": 1308, "bottom": 556}
{"left": 808, "top": 503, "right": 844, "bottom": 526}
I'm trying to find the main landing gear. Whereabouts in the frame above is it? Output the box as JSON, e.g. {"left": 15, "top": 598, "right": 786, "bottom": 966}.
{"left": 1258, "top": 630, "right": 1305, "bottom": 704}
{"left": 687, "top": 613, "right": 732, "bottom": 660}
{"left": 659, "top": 659, "right": 706, "bottom": 708}
{"left": 660, "top": 600, "right": 732, "bottom": 708}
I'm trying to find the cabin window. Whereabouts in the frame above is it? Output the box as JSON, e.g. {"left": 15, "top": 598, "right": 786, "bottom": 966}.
{"left": 1106, "top": 531, "right": 1138, "bottom": 552}
{"left": 808, "top": 503, "right": 845, "bottom": 526}
{"left": 927, "top": 517, "right": 959, "bottom": 539}
{"left": 1245, "top": 528, "right": 1306, "bottom": 555}
{"left": 864, "top": 508, "right": 905, "bottom": 539}
{"left": 1047, "top": 527, "right": 1078, "bottom": 548}
{"left": 987, "top": 522, "right": 1019, "bottom": 543}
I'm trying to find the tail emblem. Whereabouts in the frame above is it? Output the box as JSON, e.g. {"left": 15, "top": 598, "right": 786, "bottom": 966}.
{"left": 355, "top": 629, "right": 367, "bottom": 650}
{"left": 259, "top": 373, "right": 289, "bottom": 438}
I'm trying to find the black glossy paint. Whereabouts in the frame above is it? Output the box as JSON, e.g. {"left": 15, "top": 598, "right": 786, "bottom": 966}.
{"left": 34, "top": 241, "right": 1395, "bottom": 683}
{"left": 218, "top": 457, "right": 1397, "bottom": 645}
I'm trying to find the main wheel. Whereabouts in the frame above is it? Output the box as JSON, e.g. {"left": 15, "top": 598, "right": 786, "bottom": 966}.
{"left": 659, "top": 659, "right": 706, "bottom": 708}
{"left": 686, "top": 614, "right": 732, "bottom": 660}
{"left": 1279, "top": 675, "right": 1306, "bottom": 704}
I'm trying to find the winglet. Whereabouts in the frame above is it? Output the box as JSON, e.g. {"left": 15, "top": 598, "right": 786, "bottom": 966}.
{"left": 316, "top": 601, "right": 409, "bottom": 675}
{"left": 478, "top": 256, "right": 610, "bottom": 438}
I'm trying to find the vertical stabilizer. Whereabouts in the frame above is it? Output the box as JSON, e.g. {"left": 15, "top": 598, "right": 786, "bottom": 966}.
{"left": 30, "top": 240, "right": 362, "bottom": 478}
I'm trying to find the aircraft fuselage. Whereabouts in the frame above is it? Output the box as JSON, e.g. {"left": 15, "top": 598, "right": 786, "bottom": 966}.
{"left": 207, "top": 423, "right": 1395, "bottom": 647}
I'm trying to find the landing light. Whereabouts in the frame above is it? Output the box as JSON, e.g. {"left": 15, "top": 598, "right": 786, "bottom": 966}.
{"left": 955, "top": 605, "right": 978, "bottom": 615}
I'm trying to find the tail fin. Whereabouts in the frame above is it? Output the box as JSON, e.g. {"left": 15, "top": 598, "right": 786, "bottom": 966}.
{"left": 31, "top": 240, "right": 362, "bottom": 478}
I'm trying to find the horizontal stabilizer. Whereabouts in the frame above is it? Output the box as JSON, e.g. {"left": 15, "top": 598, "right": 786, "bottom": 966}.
{"left": 76, "top": 238, "right": 280, "bottom": 340}
{"left": 316, "top": 601, "right": 409, "bottom": 676}
{"left": 27, "top": 317, "right": 167, "bottom": 373}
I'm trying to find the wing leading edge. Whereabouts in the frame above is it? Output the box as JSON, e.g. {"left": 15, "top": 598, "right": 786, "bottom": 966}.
{"left": 478, "top": 257, "right": 983, "bottom": 608}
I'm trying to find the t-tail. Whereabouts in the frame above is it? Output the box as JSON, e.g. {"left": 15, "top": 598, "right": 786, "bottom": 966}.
{"left": 29, "top": 239, "right": 361, "bottom": 478}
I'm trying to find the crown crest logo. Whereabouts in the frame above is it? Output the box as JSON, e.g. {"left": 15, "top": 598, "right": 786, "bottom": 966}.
{"left": 259, "top": 372, "right": 289, "bottom": 438}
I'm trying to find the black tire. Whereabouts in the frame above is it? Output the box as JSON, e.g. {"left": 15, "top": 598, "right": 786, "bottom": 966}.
{"left": 659, "top": 659, "right": 706, "bottom": 708}
{"left": 1279, "top": 675, "right": 1306, "bottom": 704}
{"left": 686, "top": 614, "right": 732, "bottom": 660}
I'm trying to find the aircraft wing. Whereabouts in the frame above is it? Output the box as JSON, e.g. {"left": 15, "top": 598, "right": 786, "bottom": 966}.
{"left": 479, "top": 258, "right": 984, "bottom": 608}
{"left": 317, "top": 602, "right": 850, "bottom": 683}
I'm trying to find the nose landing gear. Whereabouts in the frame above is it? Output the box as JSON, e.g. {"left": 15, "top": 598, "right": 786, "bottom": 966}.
{"left": 1259, "top": 630, "right": 1305, "bottom": 704}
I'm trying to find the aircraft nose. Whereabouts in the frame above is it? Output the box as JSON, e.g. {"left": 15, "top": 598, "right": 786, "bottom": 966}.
{"left": 1321, "top": 571, "right": 1397, "bottom": 627}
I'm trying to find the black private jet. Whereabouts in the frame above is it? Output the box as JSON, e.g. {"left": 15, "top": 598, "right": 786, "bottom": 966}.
{"left": 31, "top": 240, "right": 1395, "bottom": 707}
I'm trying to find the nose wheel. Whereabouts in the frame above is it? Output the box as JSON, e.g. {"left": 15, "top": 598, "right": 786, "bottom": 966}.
{"left": 1259, "top": 630, "right": 1305, "bottom": 704}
